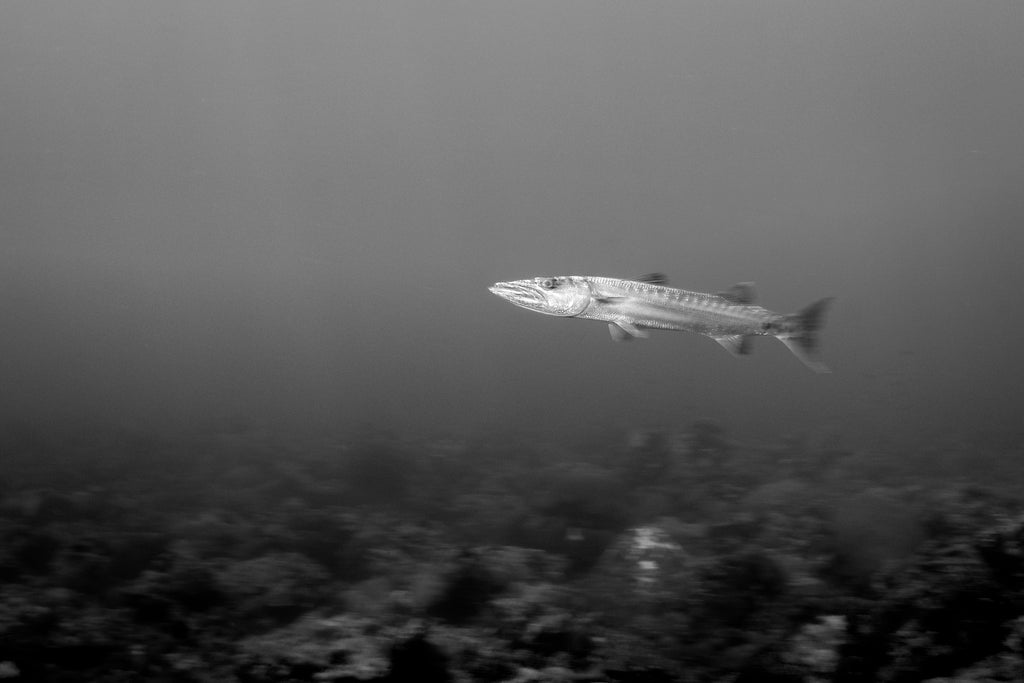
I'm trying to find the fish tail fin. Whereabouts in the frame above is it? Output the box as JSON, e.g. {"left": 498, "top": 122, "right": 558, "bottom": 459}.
{"left": 777, "top": 297, "right": 833, "bottom": 373}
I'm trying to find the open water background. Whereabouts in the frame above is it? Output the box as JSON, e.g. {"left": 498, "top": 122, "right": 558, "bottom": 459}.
{"left": 2, "top": 2, "right": 1022, "bottom": 448}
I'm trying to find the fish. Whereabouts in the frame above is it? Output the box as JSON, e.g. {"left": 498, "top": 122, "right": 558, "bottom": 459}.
{"left": 488, "top": 273, "right": 833, "bottom": 373}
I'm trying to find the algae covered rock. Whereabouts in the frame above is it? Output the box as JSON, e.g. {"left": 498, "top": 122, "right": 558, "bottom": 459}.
{"left": 236, "top": 615, "right": 452, "bottom": 682}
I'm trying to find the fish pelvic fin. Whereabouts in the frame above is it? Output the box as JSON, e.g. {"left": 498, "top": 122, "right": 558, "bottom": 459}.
{"left": 777, "top": 297, "right": 833, "bottom": 373}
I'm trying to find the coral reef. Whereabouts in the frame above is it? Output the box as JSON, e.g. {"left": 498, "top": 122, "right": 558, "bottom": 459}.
{"left": 0, "top": 419, "right": 1023, "bottom": 681}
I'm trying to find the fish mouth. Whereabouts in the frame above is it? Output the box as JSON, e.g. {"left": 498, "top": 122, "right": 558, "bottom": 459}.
{"left": 489, "top": 281, "right": 544, "bottom": 308}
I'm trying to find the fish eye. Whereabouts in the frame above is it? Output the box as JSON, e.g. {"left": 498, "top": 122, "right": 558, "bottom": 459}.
{"left": 541, "top": 278, "right": 556, "bottom": 289}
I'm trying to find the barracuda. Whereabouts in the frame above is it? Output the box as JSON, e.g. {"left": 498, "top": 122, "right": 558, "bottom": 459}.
{"left": 488, "top": 273, "right": 833, "bottom": 373}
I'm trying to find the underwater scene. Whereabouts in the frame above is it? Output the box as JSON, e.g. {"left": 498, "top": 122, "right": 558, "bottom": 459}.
{"left": 2, "top": 3, "right": 1023, "bottom": 681}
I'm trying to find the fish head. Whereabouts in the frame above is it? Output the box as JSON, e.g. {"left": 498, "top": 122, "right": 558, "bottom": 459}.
{"left": 489, "top": 276, "right": 591, "bottom": 317}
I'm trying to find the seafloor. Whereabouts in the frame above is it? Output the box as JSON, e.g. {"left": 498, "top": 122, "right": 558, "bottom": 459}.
{"left": 1, "top": 420, "right": 1023, "bottom": 682}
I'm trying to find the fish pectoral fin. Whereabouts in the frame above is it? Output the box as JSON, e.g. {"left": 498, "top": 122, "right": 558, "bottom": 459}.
{"left": 609, "top": 321, "right": 649, "bottom": 341}
{"left": 596, "top": 296, "right": 627, "bottom": 304}
{"left": 717, "top": 282, "right": 756, "bottom": 304}
{"left": 637, "top": 272, "right": 669, "bottom": 285}
{"left": 608, "top": 323, "right": 631, "bottom": 342}
{"left": 618, "top": 321, "right": 649, "bottom": 338}
{"left": 713, "top": 334, "right": 754, "bottom": 356}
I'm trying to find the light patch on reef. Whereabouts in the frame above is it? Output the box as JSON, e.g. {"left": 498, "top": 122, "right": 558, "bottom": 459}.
{"left": 627, "top": 526, "right": 683, "bottom": 586}
{"left": 785, "top": 615, "right": 847, "bottom": 680}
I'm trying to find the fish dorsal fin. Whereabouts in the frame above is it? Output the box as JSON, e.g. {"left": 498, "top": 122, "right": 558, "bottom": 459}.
{"left": 717, "top": 282, "right": 756, "bottom": 304}
{"left": 637, "top": 272, "right": 669, "bottom": 285}
{"left": 713, "top": 335, "right": 754, "bottom": 356}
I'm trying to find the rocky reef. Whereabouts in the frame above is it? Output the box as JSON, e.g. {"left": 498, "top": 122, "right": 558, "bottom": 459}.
{"left": 1, "top": 420, "right": 1023, "bottom": 681}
